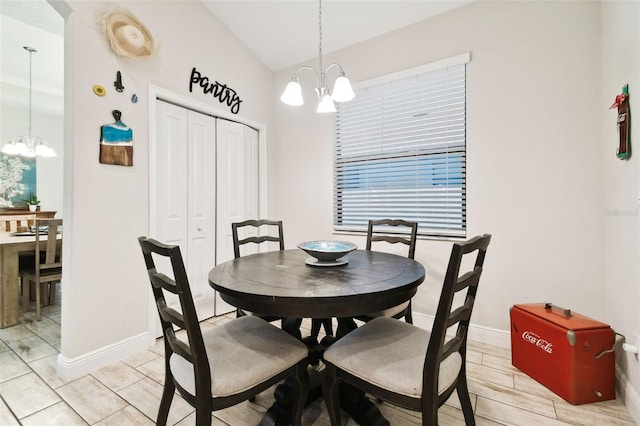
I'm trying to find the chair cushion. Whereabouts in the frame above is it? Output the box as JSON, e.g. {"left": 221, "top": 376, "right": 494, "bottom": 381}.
{"left": 323, "top": 317, "right": 462, "bottom": 398}
{"left": 363, "top": 301, "right": 410, "bottom": 319}
{"left": 170, "top": 315, "right": 308, "bottom": 398}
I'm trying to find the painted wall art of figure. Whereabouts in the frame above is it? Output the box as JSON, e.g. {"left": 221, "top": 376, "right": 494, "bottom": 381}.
{"left": 100, "top": 110, "right": 134, "bottom": 166}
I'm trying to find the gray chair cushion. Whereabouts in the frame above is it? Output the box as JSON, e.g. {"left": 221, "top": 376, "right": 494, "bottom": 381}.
{"left": 170, "top": 315, "right": 308, "bottom": 398}
{"left": 323, "top": 317, "right": 461, "bottom": 398}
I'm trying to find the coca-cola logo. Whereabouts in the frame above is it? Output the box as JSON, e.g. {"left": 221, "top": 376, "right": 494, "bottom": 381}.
{"left": 522, "top": 331, "right": 553, "bottom": 354}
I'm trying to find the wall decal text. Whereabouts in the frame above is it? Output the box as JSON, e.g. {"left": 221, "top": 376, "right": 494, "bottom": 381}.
{"left": 189, "top": 67, "right": 242, "bottom": 114}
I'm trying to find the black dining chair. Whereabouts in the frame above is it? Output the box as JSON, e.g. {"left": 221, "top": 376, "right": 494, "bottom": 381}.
{"left": 231, "top": 219, "right": 285, "bottom": 324}
{"left": 232, "top": 219, "right": 332, "bottom": 341}
{"left": 323, "top": 234, "right": 492, "bottom": 425}
{"left": 138, "top": 236, "right": 310, "bottom": 426}
{"left": 357, "top": 219, "right": 418, "bottom": 323}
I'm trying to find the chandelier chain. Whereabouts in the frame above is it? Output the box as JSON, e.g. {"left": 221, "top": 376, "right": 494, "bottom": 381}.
{"left": 318, "top": 0, "right": 323, "bottom": 77}
{"left": 28, "top": 48, "right": 33, "bottom": 138}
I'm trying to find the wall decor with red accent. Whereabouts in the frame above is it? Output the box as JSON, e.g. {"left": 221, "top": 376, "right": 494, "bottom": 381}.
{"left": 609, "top": 84, "right": 630, "bottom": 159}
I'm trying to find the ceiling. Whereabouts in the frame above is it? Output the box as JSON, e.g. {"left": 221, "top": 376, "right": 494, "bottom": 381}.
{"left": 0, "top": 0, "right": 64, "bottom": 115}
{"left": 202, "top": 1, "right": 472, "bottom": 71}
{"left": 0, "top": 0, "right": 471, "bottom": 113}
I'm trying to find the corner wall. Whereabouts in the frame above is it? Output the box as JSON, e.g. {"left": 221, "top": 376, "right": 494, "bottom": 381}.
{"left": 601, "top": 1, "right": 640, "bottom": 422}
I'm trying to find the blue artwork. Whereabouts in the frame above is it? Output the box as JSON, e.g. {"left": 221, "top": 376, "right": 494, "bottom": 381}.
{"left": 99, "top": 109, "right": 134, "bottom": 166}
{"left": 100, "top": 110, "right": 132, "bottom": 144}
{"left": 0, "top": 153, "right": 36, "bottom": 208}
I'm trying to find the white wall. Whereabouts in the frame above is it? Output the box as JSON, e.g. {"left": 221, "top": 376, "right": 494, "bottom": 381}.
{"left": 601, "top": 1, "right": 640, "bottom": 420}
{"left": 272, "top": 0, "right": 638, "bottom": 420}
{"left": 60, "top": 0, "right": 274, "bottom": 366}
{"left": 274, "top": 0, "right": 603, "bottom": 329}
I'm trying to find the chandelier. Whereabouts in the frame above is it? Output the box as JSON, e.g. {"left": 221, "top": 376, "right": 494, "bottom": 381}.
{"left": 280, "top": 0, "right": 355, "bottom": 113}
{"left": 1, "top": 46, "right": 56, "bottom": 158}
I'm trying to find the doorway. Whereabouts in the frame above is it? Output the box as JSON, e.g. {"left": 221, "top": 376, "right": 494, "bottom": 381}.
{"left": 149, "top": 87, "right": 268, "bottom": 339}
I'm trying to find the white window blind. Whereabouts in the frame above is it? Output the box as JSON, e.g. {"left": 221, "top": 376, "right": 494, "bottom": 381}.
{"left": 333, "top": 55, "right": 468, "bottom": 237}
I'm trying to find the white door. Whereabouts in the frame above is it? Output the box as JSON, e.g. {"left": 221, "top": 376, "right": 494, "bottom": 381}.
{"left": 215, "top": 119, "right": 259, "bottom": 314}
{"left": 153, "top": 101, "right": 260, "bottom": 322}
{"left": 154, "top": 101, "right": 216, "bottom": 324}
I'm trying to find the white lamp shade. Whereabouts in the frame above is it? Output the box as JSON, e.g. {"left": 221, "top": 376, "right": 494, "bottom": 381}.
{"left": 280, "top": 80, "right": 304, "bottom": 106}
{"left": 331, "top": 75, "right": 355, "bottom": 102}
{"left": 14, "top": 137, "right": 29, "bottom": 156}
{"left": 35, "top": 140, "right": 56, "bottom": 157}
{"left": 1, "top": 141, "right": 19, "bottom": 155}
{"left": 316, "top": 93, "right": 336, "bottom": 113}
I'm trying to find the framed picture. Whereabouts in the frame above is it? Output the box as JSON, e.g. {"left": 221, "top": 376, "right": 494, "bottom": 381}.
{"left": 0, "top": 154, "right": 36, "bottom": 208}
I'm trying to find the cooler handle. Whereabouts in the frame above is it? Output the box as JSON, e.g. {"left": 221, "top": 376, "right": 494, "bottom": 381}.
{"left": 544, "top": 302, "right": 572, "bottom": 318}
{"left": 595, "top": 332, "right": 624, "bottom": 360}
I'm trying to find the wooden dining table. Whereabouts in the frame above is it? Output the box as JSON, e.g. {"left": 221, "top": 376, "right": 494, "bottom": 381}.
{"left": 0, "top": 232, "right": 62, "bottom": 328}
{"left": 209, "top": 248, "right": 425, "bottom": 426}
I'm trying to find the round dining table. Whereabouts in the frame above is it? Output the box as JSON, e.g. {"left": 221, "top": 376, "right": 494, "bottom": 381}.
{"left": 208, "top": 248, "right": 425, "bottom": 322}
{"left": 208, "top": 248, "right": 425, "bottom": 426}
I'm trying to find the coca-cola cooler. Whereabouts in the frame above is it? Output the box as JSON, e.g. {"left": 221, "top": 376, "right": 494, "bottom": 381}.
{"left": 510, "top": 303, "right": 615, "bottom": 405}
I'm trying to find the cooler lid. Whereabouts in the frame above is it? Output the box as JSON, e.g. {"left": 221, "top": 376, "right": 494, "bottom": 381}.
{"left": 512, "top": 303, "right": 611, "bottom": 331}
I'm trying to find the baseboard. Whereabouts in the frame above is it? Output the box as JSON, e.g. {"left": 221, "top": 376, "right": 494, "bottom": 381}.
{"left": 412, "top": 311, "right": 511, "bottom": 348}
{"left": 615, "top": 364, "right": 640, "bottom": 424}
{"left": 56, "top": 332, "right": 149, "bottom": 382}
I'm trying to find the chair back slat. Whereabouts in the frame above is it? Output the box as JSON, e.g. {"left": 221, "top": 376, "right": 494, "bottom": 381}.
{"left": 366, "top": 219, "right": 418, "bottom": 259}
{"left": 158, "top": 304, "right": 185, "bottom": 329}
{"left": 150, "top": 273, "right": 179, "bottom": 294}
{"left": 231, "top": 219, "right": 284, "bottom": 258}
{"left": 423, "top": 234, "right": 491, "bottom": 405}
{"left": 237, "top": 235, "right": 282, "bottom": 245}
{"left": 35, "top": 219, "right": 63, "bottom": 273}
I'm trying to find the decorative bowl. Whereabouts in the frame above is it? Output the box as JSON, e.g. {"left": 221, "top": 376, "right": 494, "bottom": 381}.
{"left": 297, "top": 240, "right": 357, "bottom": 262}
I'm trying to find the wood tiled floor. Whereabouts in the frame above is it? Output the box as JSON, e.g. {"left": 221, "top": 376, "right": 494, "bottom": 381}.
{"left": 0, "top": 298, "right": 635, "bottom": 425}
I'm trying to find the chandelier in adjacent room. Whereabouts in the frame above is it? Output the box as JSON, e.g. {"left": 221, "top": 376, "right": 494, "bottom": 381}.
{"left": 1, "top": 46, "right": 56, "bottom": 158}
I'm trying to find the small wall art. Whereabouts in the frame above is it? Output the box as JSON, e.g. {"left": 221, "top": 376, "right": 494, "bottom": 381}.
{"left": 99, "top": 109, "right": 133, "bottom": 166}
{"left": 609, "top": 84, "right": 630, "bottom": 160}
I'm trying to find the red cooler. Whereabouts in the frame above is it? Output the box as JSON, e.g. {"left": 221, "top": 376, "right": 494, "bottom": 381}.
{"left": 510, "top": 303, "right": 615, "bottom": 404}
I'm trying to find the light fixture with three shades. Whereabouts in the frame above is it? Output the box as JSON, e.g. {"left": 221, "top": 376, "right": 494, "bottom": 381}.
{"left": 280, "top": 0, "right": 355, "bottom": 113}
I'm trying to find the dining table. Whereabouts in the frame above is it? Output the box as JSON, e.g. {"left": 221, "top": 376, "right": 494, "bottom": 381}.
{"left": 208, "top": 248, "right": 425, "bottom": 426}
{"left": 0, "top": 231, "right": 62, "bottom": 328}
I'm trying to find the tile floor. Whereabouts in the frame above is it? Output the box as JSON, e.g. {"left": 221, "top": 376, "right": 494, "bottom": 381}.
{"left": 0, "top": 296, "right": 636, "bottom": 425}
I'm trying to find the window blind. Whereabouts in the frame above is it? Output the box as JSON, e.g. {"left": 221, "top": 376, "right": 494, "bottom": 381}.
{"left": 333, "top": 58, "right": 467, "bottom": 237}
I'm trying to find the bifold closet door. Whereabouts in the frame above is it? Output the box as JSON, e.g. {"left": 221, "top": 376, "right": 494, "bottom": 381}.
{"left": 214, "top": 118, "right": 259, "bottom": 315}
{"left": 154, "top": 100, "right": 216, "bottom": 323}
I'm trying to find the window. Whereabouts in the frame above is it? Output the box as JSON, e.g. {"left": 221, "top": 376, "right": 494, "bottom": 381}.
{"left": 333, "top": 53, "right": 469, "bottom": 238}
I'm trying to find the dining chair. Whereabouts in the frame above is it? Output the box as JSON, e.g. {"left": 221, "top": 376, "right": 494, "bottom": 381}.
{"left": 357, "top": 219, "right": 418, "bottom": 324}
{"left": 323, "top": 234, "right": 492, "bottom": 426}
{"left": 232, "top": 219, "right": 333, "bottom": 340}
{"left": 0, "top": 214, "right": 36, "bottom": 233}
{"left": 138, "top": 236, "right": 310, "bottom": 426}
{"left": 231, "top": 219, "right": 285, "bottom": 324}
{"left": 21, "top": 219, "right": 63, "bottom": 321}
